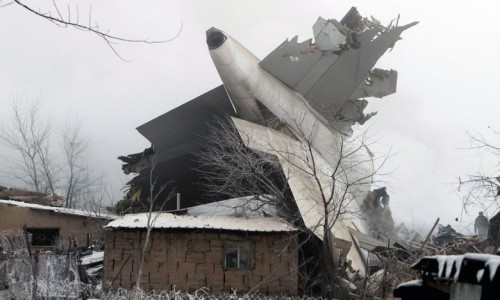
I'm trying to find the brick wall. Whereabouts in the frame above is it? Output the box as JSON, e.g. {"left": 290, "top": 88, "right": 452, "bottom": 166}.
{"left": 104, "top": 228, "right": 298, "bottom": 295}
{"left": 0, "top": 203, "right": 109, "bottom": 249}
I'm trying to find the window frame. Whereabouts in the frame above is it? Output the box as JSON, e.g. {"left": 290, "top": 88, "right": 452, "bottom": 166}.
{"left": 224, "top": 241, "right": 253, "bottom": 270}
{"left": 26, "top": 227, "right": 60, "bottom": 247}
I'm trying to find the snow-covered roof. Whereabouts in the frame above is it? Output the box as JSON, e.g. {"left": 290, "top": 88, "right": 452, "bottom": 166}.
{"left": 187, "top": 195, "right": 277, "bottom": 217}
{"left": 0, "top": 199, "right": 117, "bottom": 219}
{"left": 105, "top": 212, "right": 296, "bottom": 232}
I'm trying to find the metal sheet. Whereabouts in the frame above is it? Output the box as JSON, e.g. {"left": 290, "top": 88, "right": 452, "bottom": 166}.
{"left": 259, "top": 36, "right": 329, "bottom": 89}
{"left": 313, "top": 17, "right": 346, "bottom": 51}
{"left": 230, "top": 116, "right": 369, "bottom": 276}
{"left": 259, "top": 21, "right": 416, "bottom": 125}
{"left": 137, "top": 85, "right": 236, "bottom": 161}
{"left": 209, "top": 31, "right": 375, "bottom": 206}
{"left": 304, "top": 22, "right": 418, "bottom": 119}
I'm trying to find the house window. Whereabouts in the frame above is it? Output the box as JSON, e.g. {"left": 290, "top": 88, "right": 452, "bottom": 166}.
{"left": 224, "top": 242, "right": 252, "bottom": 269}
{"left": 27, "top": 228, "right": 59, "bottom": 246}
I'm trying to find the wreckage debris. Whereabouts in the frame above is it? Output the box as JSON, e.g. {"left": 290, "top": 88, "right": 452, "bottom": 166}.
{"left": 394, "top": 249, "right": 500, "bottom": 299}
{"left": 113, "top": 6, "right": 417, "bottom": 296}
{"left": 0, "top": 185, "right": 63, "bottom": 207}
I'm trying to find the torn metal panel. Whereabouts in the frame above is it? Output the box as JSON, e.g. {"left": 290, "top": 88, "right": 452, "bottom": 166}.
{"left": 259, "top": 36, "right": 330, "bottom": 89}
{"left": 303, "top": 22, "right": 417, "bottom": 121}
{"left": 118, "top": 147, "right": 153, "bottom": 174}
{"left": 259, "top": 36, "right": 338, "bottom": 93}
{"left": 349, "top": 227, "right": 392, "bottom": 252}
{"left": 340, "top": 7, "right": 366, "bottom": 32}
{"left": 259, "top": 10, "right": 416, "bottom": 127}
{"left": 335, "top": 99, "right": 374, "bottom": 125}
{"left": 350, "top": 68, "right": 398, "bottom": 100}
{"left": 313, "top": 17, "right": 346, "bottom": 51}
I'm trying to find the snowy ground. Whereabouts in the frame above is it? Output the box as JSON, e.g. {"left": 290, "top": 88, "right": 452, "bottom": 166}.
{"left": 0, "top": 289, "right": 13, "bottom": 300}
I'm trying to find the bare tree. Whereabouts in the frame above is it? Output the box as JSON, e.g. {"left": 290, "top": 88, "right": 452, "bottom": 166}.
{"left": 61, "top": 124, "right": 90, "bottom": 208}
{"left": 0, "top": 0, "right": 182, "bottom": 60}
{"left": 0, "top": 99, "right": 55, "bottom": 193}
{"left": 458, "top": 128, "right": 500, "bottom": 214}
{"left": 197, "top": 116, "right": 388, "bottom": 298}
{"left": 134, "top": 155, "right": 174, "bottom": 294}
{"left": 0, "top": 98, "right": 106, "bottom": 208}
{"left": 82, "top": 174, "right": 116, "bottom": 241}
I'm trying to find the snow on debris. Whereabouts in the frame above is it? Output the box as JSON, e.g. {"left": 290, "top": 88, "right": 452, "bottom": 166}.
{"left": 485, "top": 258, "right": 500, "bottom": 281}
{"left": 187, "top": 195, "right": 277, "bottom": 217}
{"left": 80, "top": 251, "right": 104, "bottom": 266}
{"left": 105, "top": 212, "right": 296, "bottom": 232}
{"left": 436, "top": 255, "right": 461, "bottom": 279}
{"left": 477, "top": 269, "right": 484, "bottom": 283}
{"left": 396, "top": 279, "right": 424, "bottom": 289}
{"left": 424, "top": 253, "right": 500, "bottom": 283}
{"left": 0, "top": 199, "right": 117, "bottom": 219}
{"left": 453, "top": 256, "right": 464, "bottom": 281}
{"left": 85, "top": 265, "right": 103, "bottom": 277}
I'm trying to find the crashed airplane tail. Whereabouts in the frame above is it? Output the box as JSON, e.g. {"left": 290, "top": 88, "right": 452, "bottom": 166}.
{"left": 119, "top": 7, "right": 416, "bottom": 279}
{"left": 207, "top": 7, "right": 416, "bottom": 277}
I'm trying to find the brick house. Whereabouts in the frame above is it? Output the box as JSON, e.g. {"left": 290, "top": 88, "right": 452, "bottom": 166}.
{"left": 0, "top": 199, "right": 115, "bottom": 250}
{"left": 103, "top": 213, "right": 298, "bottom": 295}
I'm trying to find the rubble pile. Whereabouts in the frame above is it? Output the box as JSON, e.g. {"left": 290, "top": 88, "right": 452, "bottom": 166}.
{"left": 0, "top": 185, "right": 63, "bottom": 207}
{"left": 347, "top": 222, "right": 490, "bottom": 299}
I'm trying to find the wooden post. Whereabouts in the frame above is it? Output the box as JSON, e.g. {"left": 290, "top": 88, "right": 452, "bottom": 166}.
{"left": 419, "top": 217, "right": 440, "bottom": 252}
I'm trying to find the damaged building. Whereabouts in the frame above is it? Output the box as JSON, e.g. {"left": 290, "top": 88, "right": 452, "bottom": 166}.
{"left": 104, "top": 202, "right": 298, "bottom": 294}
{"left": 114, "top": 7, "right": 416, "bottom": 294}
{"left": 0, "top": 186, "right": 115, "bottom": 250}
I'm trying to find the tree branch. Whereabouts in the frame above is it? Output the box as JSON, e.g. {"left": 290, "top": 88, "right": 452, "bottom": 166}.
{"left": 13, "top": 0, "right": 183, "bottom": 61}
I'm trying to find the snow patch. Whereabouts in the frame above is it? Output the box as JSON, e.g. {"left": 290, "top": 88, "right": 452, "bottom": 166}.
{"left": 80, "top": 251, "right": 104, "bottom": 266}
{"left": 485, "top": 258, "right": 500, "bottom": 282}
{"left": 477, "top": 269, "right": 484, "bottom": 283}
{"left": 105, "top": 213, "right": 296, "bottom": 232}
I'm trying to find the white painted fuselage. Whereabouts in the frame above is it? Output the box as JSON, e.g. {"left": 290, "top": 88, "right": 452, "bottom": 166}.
{"left": 208, "top": 30, "right": 374, "bottom": 207}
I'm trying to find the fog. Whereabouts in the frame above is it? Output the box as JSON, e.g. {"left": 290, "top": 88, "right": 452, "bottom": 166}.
{"left": 0, "top": 0, "right": 498, "bottom": 234}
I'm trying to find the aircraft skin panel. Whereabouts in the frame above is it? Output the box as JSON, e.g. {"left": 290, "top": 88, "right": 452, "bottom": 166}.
{"left": 231, "top": 116, "right": 368, "bottom": 276}
{"left": 350, "top": 69, "right": 398, "bottom": 100}
{"left": 259, "top": 21, "right": 416, "bottom": 124}
{"left": 136, "top": 85, "right": 236, "bottom": 161}
{"left": 294, "top": 52, "right": 340, "bottom": 97}
{"left": 258, "top": 36, "right": 330, "bottom": 89}
{"left": 304, "top": 23, "right": 417, "bottom": 119}
{"left": 210, "top": 31, "right": 375, "bottom": 206}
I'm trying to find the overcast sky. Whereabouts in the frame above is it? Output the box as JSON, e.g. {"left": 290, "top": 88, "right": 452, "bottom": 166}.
{"left": 0, "top": 0, "right": 498, "bottom": 234}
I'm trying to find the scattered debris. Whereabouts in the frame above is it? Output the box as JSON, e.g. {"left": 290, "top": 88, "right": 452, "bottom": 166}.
{"left": 394, "top": 250, "right": 500, "bottom": 299}
{"left": 0, "top": 185, "right": 63, "bottom": 207}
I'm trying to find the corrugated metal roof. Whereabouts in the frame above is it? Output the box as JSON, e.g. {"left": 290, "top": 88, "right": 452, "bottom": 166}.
{"left": 187, "top": 196, "right": 277, "bottom": 217}
{"left": 105, "top": 212, "right": 296, "bottom": 232}
{"left": 0, "top": 199, "right": 117, "bottom": 219}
